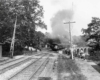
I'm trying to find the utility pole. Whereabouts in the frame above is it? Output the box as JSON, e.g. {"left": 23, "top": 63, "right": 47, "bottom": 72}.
{"left": 10, "top": 16, "right": 17, "bottom": 58}
{"left": 64, "top": 21, "right": 75, "bottom": 59}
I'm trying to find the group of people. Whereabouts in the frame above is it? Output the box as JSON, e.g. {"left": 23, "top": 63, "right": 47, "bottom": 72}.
{"left": 63, "top": 48, "right": 86, "bottom": 60}
{"left": 78, "top": 49, "right": 86, "bottom": 60}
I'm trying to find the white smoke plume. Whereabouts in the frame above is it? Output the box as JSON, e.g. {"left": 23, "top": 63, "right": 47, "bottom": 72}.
{"left": 50, "top": 9, "right": 74, "bottom": 45}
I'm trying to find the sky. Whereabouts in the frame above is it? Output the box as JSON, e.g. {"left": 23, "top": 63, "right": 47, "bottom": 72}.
{"left": 38, "top": 0, "right": 100, "bottom": 36}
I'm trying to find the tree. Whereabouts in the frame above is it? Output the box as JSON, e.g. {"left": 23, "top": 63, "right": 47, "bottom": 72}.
{"left": 82, "top": 17, "right": 100, "bottom": 51}
{"left": 31, "top": 31, "right": 45, "bottom": 50}
{"left": 72, "top": 35, "right": 87, "bottom": 47}
{"left": 0, "top": 0, "right": 47, "bottom": 55}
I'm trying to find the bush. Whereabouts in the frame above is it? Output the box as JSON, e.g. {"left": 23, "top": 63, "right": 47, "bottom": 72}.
{"left": 14, "top": 50, "right": 23, "bottom": 56}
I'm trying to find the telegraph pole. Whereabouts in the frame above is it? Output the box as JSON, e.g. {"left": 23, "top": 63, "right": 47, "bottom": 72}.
{"left": 64, "top": 21, "right": 75, "bottom": 59}
{"left": 10, "top": 16, "right": 17, "bottom": 58}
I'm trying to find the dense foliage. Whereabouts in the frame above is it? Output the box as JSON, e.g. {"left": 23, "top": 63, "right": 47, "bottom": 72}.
{"left": 82, "top": 17, "right": 100, "bottom": 55}
{"left": 0, "top": 0, "right": 46, "bottom": 55}
{"left": 72, "top": 35, "right": 87, "bottom": 47}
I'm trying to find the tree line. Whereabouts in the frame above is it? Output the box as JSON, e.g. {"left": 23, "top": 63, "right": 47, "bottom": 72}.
{"left": 82, "top": 17, "right": 100, "bottom": 57}
{"left": 0, "top": 0, "right": 47, "bottom": 56}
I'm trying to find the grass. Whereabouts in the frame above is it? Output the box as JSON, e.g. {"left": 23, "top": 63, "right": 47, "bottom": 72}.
{"left": 57, "top": 54, "right": 87, "bottom": 80}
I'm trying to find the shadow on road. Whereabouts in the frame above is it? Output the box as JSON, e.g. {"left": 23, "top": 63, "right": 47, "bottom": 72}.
{"left": 92, "top": 64, "right": 100, "bottom": 73}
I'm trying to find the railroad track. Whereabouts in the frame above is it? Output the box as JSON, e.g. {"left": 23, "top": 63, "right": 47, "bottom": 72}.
{"left": 0, "top": 57, "right": 24, "bottom": 66}
{"left": 0, "top": 53, "right": 46, "bottom": 74}
{"left": 7, "top": 54, "right": 49, "bottom": 80}
{"left": 0, "top": 52, "right": 44, "bottom": 68}
{"left": 0, "top": 52, "right": 43, "bottom": 66}
{"left": 39, "top": 58, "right": 55, "bottom": 77}
{"left": 0, "top": 57, "right": 32, "bottom": 74}
{"left": 29, "top": 57, "right": 50, "bottom": 80}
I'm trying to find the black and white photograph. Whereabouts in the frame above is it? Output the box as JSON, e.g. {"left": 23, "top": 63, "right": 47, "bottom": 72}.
{"left": 0, "top": 0, "right": 100, "bottom": 80}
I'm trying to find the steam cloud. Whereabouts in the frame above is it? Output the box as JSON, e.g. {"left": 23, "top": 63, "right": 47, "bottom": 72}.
{"left": 50, "top": 9, "right": 74, "bottom": 45}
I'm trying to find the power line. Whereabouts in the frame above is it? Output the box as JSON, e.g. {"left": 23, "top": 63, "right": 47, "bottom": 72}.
{"left": 64, "top": 21, "right": 75, "bottom": 59}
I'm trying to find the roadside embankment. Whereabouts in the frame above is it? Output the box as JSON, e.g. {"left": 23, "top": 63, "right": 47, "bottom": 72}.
{"left": 57, "top": 54, "right": 87, "bottom": 80}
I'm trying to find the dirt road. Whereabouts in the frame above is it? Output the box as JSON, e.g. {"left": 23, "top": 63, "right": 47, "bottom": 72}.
{"left": 75, "top": 58, "right": 100, "bottom": 80}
